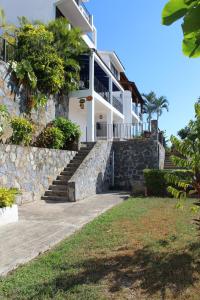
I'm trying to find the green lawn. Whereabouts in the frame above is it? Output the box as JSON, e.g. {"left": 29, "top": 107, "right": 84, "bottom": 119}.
{"left": 0, "top": 198, "right": 200, "bottom": 300}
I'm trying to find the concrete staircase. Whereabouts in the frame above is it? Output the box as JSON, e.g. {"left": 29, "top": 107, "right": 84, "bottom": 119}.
{"left": 164, "top": 153, "right": 178, "bottom": 170}
{"left": 41, "top": 143, "right": 95, "bottom": 202}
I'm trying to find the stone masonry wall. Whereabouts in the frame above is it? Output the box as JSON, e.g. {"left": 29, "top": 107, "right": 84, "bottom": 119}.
{"left": 0, "top": 144, "right": 76, "bottom": 204}
{"left": 113, "top": 139, "right": 165, "bottom": 192}
{"left": 0, "top": 61, "right": 69, "bottom": 127}
{"left": 67, "top": 141, "right": 113, "bottom": 201}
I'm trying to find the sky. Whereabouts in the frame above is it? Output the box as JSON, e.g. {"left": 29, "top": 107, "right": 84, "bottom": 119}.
{"left": 86, "top": 0, "right": 200, "bottom": 138}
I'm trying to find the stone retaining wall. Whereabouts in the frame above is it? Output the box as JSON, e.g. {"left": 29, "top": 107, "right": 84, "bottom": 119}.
{"left": 0, "top": 61, "right": 69, "bottom": 127}
{"left": 0, "top": 144, "right": 76, "bottom": 204}
{"left": 67, "top": 141, "right": 113, "bottom": 201}
{"left": 113, "top": 139, "right": 165, "bottom": 192}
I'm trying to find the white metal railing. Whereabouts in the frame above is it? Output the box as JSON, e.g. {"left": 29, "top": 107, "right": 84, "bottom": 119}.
{"left": 75, "top": 0, "right": 92, "bottom": 25}
{"left": 113, "top": 96, "right": 123, "bottom": 114}
{"left": 94, "top": 123, "right": 149, "bottom": 141}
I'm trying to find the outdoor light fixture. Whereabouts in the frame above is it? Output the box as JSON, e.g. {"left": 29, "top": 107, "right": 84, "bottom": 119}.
{"left": 86, "top": 95, "right": 93, "bottom": 101}
{"left": 99, "top": 114, "right": 103, "bottom": 120}
{"left": 79, "top": 98, "right": 85, "bottom": 109}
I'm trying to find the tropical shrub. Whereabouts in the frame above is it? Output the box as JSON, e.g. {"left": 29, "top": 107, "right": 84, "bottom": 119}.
{"left": 144, "top": 169, "right": 167, "bottom": 197}
{"left": 11, "top": 24, "right": 65, "bottom": 110}
{"left": 0, "top": 188, "right": 20, "bottom": 208}
{"left": 144, "top": 169, "right": 193, "bottom": 197}
{"left": 10, "top": 117, "right": 35, "bottom": 146}
{"left": 166, "top": 103, "right": 200, "bottom": 200}
{"left": 35, "top": 126, "right": 65, "bottom": 150}
{"left": 53, "top": 117, "right": 81, "bottom": 147}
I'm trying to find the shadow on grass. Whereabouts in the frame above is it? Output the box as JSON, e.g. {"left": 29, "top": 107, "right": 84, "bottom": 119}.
{"left": 30, "top": 242, "right": 200, "bottom": 300}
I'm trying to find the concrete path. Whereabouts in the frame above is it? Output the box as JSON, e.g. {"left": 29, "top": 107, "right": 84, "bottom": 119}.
{"left": 0, "top": 192, "right": 128, "bottom": 277}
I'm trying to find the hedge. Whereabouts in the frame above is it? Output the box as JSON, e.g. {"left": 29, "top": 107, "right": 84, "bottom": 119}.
{"left": 143, "top": 169, "right": 193, "bottom": 197}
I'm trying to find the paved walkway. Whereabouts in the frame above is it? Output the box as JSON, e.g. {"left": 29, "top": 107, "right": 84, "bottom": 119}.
{"left": 0, "top": 192, "right": 128, "bottom": 276}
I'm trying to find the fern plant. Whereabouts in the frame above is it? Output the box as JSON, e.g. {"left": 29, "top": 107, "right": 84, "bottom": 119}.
{"left": 166, "top": 103, "right": 200, "bottom": 200}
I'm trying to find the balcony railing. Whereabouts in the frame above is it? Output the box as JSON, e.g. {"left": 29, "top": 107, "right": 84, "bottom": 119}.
{"left": 95, "top": 123, "right": 148, "bottom": 140}
{"left": 132, "top": 103, "right": 138, "bottom": 115}
{"left": 75, "top": 0, "right": 92, "bottom": 25}
{"left": 0, "top": 37, "right": 15, "bottom": 63}
{"left": 94, "top": 76, "right": 110, "bottom": 103}
{"left": 113, "top": 96, "right": 123, "bottom": 114}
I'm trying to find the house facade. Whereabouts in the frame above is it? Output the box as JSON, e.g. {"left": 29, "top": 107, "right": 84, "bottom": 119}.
{"left": 1, "top": 0, "right": 144, "bottom": 142}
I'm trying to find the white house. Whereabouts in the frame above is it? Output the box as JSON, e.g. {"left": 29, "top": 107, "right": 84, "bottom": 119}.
{"left": 1, "top": 0, "right": 144, "bottom": 142}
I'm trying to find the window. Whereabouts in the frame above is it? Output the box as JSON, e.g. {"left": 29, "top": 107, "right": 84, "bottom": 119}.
{"left": 111, "top": 63, "right": 119, "bottom": 80}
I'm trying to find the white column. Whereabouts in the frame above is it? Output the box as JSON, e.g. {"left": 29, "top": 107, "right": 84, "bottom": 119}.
{"left": 107, "top": 110, "right": 113, "bottom": 140}
{"left": 87, "top": 51, "right": 95, "bottom": 142}
{"left": 109, "top": 77, "right": 113, "bottom": 105}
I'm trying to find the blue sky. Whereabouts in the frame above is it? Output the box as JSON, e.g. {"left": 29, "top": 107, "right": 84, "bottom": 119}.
{"left": 86, "top": 0, "right": 200, "bottom": 138}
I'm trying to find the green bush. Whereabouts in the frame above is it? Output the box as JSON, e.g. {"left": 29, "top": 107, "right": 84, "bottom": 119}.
{"left": 144, "top": 169, "right": 167, "bottom": 197}
{"left": 11, "top": 117, "right": 35, "bottom": 146}
{"left": 0, "top": 188, "right": 20, "bottom": 208}
{"left": 143, "top": 169, "right": 193, "bottom": 197}
{"left": 53, "top": 117, "right": 81, "bottom": 147}
{"left": 35, "top": 126, "right": 65, "bottom": 149}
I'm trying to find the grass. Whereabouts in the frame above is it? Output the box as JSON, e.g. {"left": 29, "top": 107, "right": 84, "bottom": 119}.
{"left": 0, "top": 197, "right": 200, "bottom": 300}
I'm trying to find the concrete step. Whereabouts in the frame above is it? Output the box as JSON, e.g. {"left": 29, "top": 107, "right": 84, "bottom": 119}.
{"left": 49, "top": 185, "right": 68, "bottom": 191}
{"left": 68, "top": 162, "right": 81, "bottom": 168}
{"left": 45, "top": 190, "right": 68, "bottom": 197}
{"left": 57, "top": 175, "right": 72, "bottom": 181}
{"left": 41, "top": 196, "right": 68, "bottom": 202}
{"left": 65, "top": 166, "right": 77, "bottom": 172}
{"left": 52, "top": 180, "right": 68, "bottom": 185}
{"left": 60, "top": 171, "right": 73, "bottom": 177}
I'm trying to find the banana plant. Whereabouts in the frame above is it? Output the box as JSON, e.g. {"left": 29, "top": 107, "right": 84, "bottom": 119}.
{"left": 162, "top": 0, "right": 200, "bottom": 58}
{"left": 166, "top": 103, "right": 200, "bottom": 200}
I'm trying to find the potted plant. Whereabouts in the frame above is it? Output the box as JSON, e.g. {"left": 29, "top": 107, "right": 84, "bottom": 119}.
{"left": 0, "top": 188, "right": 20, "bottom": 226}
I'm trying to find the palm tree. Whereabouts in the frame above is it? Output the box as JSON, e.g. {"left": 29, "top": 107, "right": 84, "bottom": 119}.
{"left": 0, "top": 7, "right": 16, "bottom": 44}
{"left": 142, "top": 91, "right": 156, "bottom": 131}
{"left": 154, "top": 96, "right": 169, "bottom": 126}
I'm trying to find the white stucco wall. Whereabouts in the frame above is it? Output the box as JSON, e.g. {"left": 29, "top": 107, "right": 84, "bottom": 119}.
{"left": 123, "top": 91, "right": 133, "bottom": 124}
{"left": 98, "top": 53, "right": 111, "bottom": 69}
{"left": 69, "top": 98, "right": 87, "bottom": 142}
{"left": 1, "top": 0, "right": 56, "bottom": 24}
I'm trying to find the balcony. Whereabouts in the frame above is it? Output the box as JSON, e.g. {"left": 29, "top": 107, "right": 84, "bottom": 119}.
{"left": 132, "top": 103, "right": 138, "bottom": 115}
{"left": 94, "top": 76, "right": 110, "bottom": 103}
{"left": 113, "top": 96, "right": 123, "bottom": 114}
{"left": 56, "top": 0, "right": 93, "bottom": 33}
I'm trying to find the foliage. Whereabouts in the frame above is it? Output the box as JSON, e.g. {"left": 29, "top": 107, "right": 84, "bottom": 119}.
{"left": 5, "top": 17, "right": 88, "bottom": 111}
{"left": 144, "top": 169, "right": 192, "bottom": 197}
{"left": 153, "top": 96, "right": 169, "bottom": 121}
{"left": 177, "top": 125, "right": 191, "bottom": 139}
{"left": 53, "top": 117, "right": 81, "bottom": 146}
{"left": 0, "top": 7, "right": 15, "bottom": 44}
{"left": 162, "top": 0, "right": 200, "bottom": 58}
{"left": 11, "top": 24, "right": 65, "bottom": 110}
{"left": 162, "top": 130, "right": 170, "bottom": 149}
{"left": 142, "top": 92, "right": 169, "bottom": 130}
{"left": 144, "top": 169, "right": 167, "bottom": 196}
{"left": 47, "top": 18, "right": 88, "bottom": 93}
{"left": 10, "top": 117, "right": 35, "bottom": 146}
{"left": 0, "top": 104, "right": 13, "bottom": 143}
{"left": 142, "top": 92, "right": 157, "bottom": 131}
{"left": 167, "top": 103, "right": 200, "bottom": 200}
{"left": 35, "top": 126, "right": 65, "bottom": 150}
{"left": 0, "top": 188, "right": 20, "bottom": 208}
